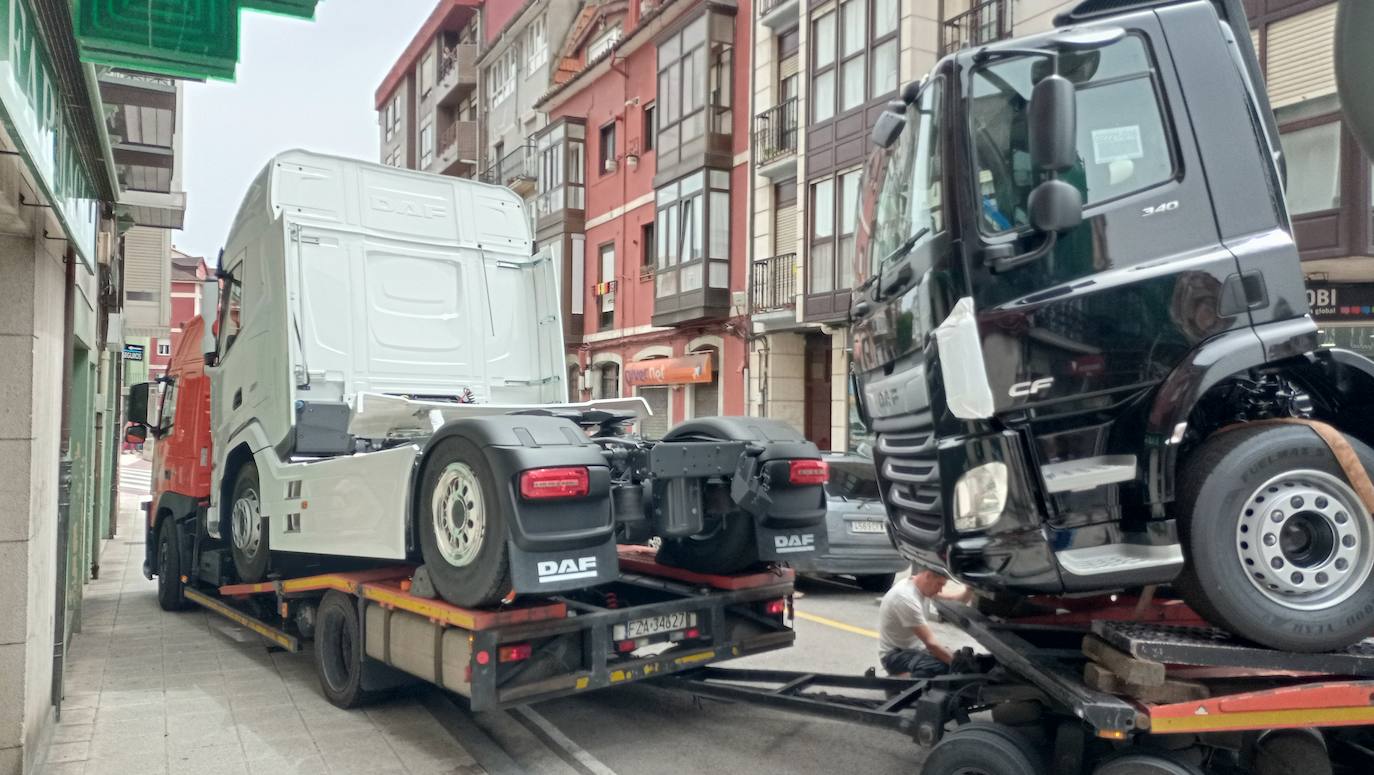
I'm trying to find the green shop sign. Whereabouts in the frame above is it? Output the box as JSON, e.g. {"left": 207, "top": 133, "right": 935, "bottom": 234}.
{"left": 73, "top": 0, "right": 320, "bottom": 81}
{"left": 0, "top": 0, "right": 101, "bottom": 268}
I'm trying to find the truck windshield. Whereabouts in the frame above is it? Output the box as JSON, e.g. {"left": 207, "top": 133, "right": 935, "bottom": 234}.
{"left": 970, "top": 35, "right": 1175, "bottom": 234}
{"left": 858, "top": 78, "right": 943, "bottom": 283}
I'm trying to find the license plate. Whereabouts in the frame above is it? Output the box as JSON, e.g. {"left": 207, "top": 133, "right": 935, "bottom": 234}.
{"left": 849, "top": 520, "right": 887, "bottom": 534}
{"left": 614, "top": 612, "right": 696, "bottom": 640}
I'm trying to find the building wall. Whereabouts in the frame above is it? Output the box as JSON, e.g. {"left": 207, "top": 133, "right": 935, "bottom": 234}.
{"left": 121, "top": 226, "right": 170, "bottom": 338}
{"left": 481, "top": 0, "right": 580, "bottom": 172}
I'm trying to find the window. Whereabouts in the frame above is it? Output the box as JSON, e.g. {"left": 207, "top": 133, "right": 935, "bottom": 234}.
{"left": 157, "top": 379, "right": 177, "bottom": 433}
{"left": 599, "top": 121, "right": 617, "bottom": 175}
{"left": 420, "top": 121, "right": 435, "bottom": 168}
{"left": 1280, "top": 121, "right": 1341, "bottom": 215}
{"left": 656, "top": 15, "right": 731, "bottom": 166}
{"left": 643, "top": 103, "right": 656, "bottom": 152}
{"left": 525, "top": 16, "right": 548, "bottom": 74}
{"left": 599, "top": 242, "right": 616, "bottom": 329}
{"left": 218, "top": 271, "right": 244, "bottom": 355}
{"left": 488, "top": 48, "right": 518, "bottom": 104}
{"left": 385, "top": 94, "right": 401, "bottom": 141}
{"left": 641, "top": 222, "right": 655, "bottom": 272}
{"left": 587, "top": 24, "right": 622, "bottom": 62}
{"left": 654, "top": 170, "right": 731, "bottom": 298}
{"left": 536, "top": 121, "right": 587, "bottom": 216}
{"left": 420, "top": 51, "right": 435, "bottom": 96}
{"left": 865, "top": 79, "right": 944, "bottom": 282}
{"left": 810, "top": 0, "right": 898, "bottom": 123}
{"left": 810, "top": 169, "right": 862, "bottom": 294}
{"left": 156, "top": 342, "right": 171, "bottom": 357}
{"left": 596, "top": 363, "right": 620, "bottom": 399}
{"left": 970, "top": 35, "right": 1174, "bottom": 234}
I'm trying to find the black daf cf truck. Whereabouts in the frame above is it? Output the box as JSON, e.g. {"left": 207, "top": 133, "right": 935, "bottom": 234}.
{"left": 850, "top": 0, "right": 1374, "bottom": 653}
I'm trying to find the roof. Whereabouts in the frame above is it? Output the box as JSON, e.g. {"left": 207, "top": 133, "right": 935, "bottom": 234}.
{"left": 170, "top": 249, "right": 206, "bottom": 282}
{"left": 375, "top": 0, "right": 481, "bottom": 109}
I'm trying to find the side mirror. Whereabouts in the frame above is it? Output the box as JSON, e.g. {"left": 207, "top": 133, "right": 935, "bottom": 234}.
{"left": 1028, "top": 74, "right": 1077, "bottom": 172}
{"left": 125, "top": 424, "right": 147, "bottom": 444}
{"left": 871, "top": 107, "right": 906, "bottom": 149}
{"left": 1029, "top": 179, "right": 1083, "bottom": 233}
{"left": 127, "top": 382, "right": 152, "bottom": 425}
{"left": 201, "top": 278, "right": 219, "bottom": 364}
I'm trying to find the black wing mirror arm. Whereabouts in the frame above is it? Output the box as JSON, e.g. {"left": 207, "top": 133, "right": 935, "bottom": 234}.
{"left": 990, "top": 231, "right": 1057, "bottom": 274}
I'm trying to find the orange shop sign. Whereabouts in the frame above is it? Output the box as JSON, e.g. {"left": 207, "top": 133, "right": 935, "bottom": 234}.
{"left": 624, "top": 353, "right": 714, "bottom": 387}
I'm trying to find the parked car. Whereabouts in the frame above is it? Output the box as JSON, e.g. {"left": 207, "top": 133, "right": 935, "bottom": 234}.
{"left": 792, "top": 454, "right": 906, "bottom": 591}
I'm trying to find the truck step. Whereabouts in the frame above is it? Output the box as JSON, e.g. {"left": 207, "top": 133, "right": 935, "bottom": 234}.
{"left": 1041, "top": 455, "right": 1136, "bottom": 494}
{"left": 1055, "top": 543, "right": 1183, "bottom": 577}
{"left": 1094, "top": 620, "right": 1374, "bottom": 677}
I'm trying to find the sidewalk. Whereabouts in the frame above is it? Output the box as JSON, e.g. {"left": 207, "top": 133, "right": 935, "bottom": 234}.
{"left": 40, "top": 463, "right": 485, "bottom": 775}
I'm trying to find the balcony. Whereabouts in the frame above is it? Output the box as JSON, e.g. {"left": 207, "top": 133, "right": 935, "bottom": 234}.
{"left": 751, "top": 254, "right": 797, "bottom": 315}
{"left": 941, "top": 0, "right": 1010, "bottom": 56}
{"left": 758, "top": 0, "right": 799, "bottom": 31}
{"left": 753, "top": 100, "right": 798, "bottom": 179}
{"left": 435, "top": 120, "right": 478, "bottom": 176}
{"left": 436, "top": 44, "right": 478, "bottom": 106}
{"left": 480, "top": 145, "right": 536, "bottom": 196}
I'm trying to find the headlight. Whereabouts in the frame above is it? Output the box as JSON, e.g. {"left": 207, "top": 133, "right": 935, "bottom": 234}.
{"left": 953, "top": 462, "right": 1008, "bottom": 531}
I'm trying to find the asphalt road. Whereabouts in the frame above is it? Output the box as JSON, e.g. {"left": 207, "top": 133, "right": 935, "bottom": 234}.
{"left": 520, "top": 574, "right": 981, "bottom": 775}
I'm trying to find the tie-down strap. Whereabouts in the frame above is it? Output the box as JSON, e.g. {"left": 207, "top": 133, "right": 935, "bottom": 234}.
{"left": 1219, "top": 418, "right": 1374, "bottom": 516}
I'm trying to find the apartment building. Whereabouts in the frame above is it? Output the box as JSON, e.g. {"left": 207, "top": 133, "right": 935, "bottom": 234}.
{"left": 534, "top": 0, "right": 754, "bottom": 435}
{"left": 376, "top": 0, "right": 482, "bottom": 176}
{"left": 142, "top": 249, "right": 207, "bottom": 380}
{"left": 478, "top": 0, "right": 580, "bottom": 225}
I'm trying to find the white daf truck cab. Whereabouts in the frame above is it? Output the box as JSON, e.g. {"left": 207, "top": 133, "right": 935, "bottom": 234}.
{"left": 197, "top": 150, "right": 830, "bottom": 608}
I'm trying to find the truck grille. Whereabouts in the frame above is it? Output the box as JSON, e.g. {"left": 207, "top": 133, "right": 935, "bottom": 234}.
{"left": 875, "top": 428, "right": 942, "bottom": 535}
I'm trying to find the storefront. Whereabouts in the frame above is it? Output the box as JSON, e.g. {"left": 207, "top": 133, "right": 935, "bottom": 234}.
{"left": 1308, "top": 282, "right": 1374, "bottom": 358}
{"left": 624, "top": 352, "right": 715, "bottom": 438}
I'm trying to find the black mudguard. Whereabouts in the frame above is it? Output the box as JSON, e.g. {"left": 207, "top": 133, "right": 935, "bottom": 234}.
{"left": 420, "top": 414, "right": 620, "bottom": 593}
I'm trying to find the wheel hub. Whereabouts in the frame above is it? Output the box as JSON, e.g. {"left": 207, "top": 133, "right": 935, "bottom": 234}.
{"left": 432, "top": 463, "right": 485, "bottom": 567}
{"left": 231, "top": 488, "right": 262, "bottom": 557}
{"left": 1236, "top": 469, "right": 1372, "bottom": 610}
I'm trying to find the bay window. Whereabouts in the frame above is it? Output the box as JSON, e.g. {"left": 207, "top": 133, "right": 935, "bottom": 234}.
{"left": 535, "top": 120, "right": 586, "bottom": 218}
{"left": 653, "top": 169, "right": 731, "bottom": 322}
{"left": 656, "top": 12, "right": 734, "bottom": 176}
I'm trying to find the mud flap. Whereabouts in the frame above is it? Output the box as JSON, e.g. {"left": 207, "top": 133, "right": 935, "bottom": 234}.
{"left": 754, "top": 523, "right": 828, "bottom": 563}
{"left": 508, "top": 537, "right": 619, "bottom": 594}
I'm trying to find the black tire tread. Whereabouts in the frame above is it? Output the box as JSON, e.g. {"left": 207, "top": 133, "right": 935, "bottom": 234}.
{"left": 655, "top": 510, "right": 758, "bottom": 575}
{"left": 156, "top": 517, "right": 189, "bottom": 612}
{"left": 417, "top": 437, "right": 511, "bottom": 609}
{"left": 229, "top": 463, "right": 270, "bottom": 583}
{"left": 315, "top": 590, "right": 370, "bottom": 709}
{"left": 856, "top": 573, "right": 896, "bottom": 592}
{"left": 923, "top": 722, "right": 1046, "bottom": 775}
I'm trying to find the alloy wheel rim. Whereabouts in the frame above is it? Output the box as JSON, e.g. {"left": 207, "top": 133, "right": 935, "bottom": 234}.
{"left": 432, "top": 463, "right": 485, "bottom": 567}
{"left": 1235, "top": 469, "right": 1373, "bottom": 610}
{"left": 232, "top": 487, "right": 262, "bottom": 557}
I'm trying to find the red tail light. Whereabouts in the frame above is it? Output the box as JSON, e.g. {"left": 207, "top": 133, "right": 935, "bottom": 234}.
{"left": 615, "top": 639, "right": 636, "bottom": 653}
{"left": 788, "top": 459, "right": 828, "bottom": 485}
{"left": 519, "top": 466, "right": 590, "bottom": 499}
{"left": 764, "top": 598, "right": 787, "bottom": 616}
{"left": 498, "top": 642, "right": 532, "bottom": 663}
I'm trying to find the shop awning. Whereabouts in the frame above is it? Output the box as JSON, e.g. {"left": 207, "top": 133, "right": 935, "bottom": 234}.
{"left": 624, "top": 353, "right": 713, "bottom": 387}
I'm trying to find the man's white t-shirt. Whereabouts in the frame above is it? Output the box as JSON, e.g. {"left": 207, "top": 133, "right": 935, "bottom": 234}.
{"left": 878, "top": 578, "right": 929, "bottom": 659}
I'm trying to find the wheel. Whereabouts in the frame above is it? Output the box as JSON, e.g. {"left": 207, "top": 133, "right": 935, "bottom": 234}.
{"left": 314, "top": 590, "right": 370, "bottom": 708}
{"left": 922, "top": 722, "right": 1046, "bottom": 775}
{"left": 1092, "top": 750, "right": 1205, "bottom": 775}
{"left": 856, "top": 573, "right": 896, "bottom": 592}
{"left": 156, "top": 517, "right": 189, "bottom": 611}
{"left": 1251, "top": 729, "right": 1331, "bottom": 775}
{"left": 655, "top": 507, "right": 758, "bottom": 575}
{"left": 1174, "top": 425, "right": 1374, "bottom": 652}
{"left": 418, "top": 437, "right": 511, "bottom": 608}
{"left": 228, "top": 462, "right": 270, "bottom": 583}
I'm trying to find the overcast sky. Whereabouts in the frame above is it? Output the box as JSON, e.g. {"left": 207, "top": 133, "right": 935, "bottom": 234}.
{"left": 174, "top": 1, "right": 434, "bottom": 262}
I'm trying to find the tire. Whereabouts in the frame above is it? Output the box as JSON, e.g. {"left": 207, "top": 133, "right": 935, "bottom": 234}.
{"left": 1251, "top": 729, "right": 1331, "bottom": 775}
{"left": 922, "top": 722, "right": 1046, "bottom": 775}
{"left": 228, "top": 462, "right": 270, "bottom": 583}
{"left": 655, "top": 508, "right": 758, "bottom": 575}
{"left": 1092, "top": 750, "right": 1205, "bottom": 775}
{"left": 315, "top": 590, "right": 370, "bottom": 709}
{"left": 418, "top": 437, "right": 511, "bottom": 608}
{"left": 156, "top": 517, "right": 189, "bottom": 612}
{"left": 856, "top": 573, "right": 896, "bottom": 592}
{"left": 1174, "top": 425, "right": 1374, "bottom": 652}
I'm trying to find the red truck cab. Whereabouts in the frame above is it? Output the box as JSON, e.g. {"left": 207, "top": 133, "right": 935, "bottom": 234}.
{"left": 142, "top": 315, "right": 213, "bottom": 582}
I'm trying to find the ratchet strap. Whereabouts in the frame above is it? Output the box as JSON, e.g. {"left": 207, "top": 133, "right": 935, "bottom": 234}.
{"left": 1220, "top": 418, "right": 1374, "bottom": 516}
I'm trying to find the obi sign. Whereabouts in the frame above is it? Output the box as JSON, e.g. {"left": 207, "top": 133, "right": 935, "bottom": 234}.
{"left": 0, "top": 0, "right": 101, "bottom": 268}
{"left": 1307, "top": 283, "right": 1374, "bottom": 321}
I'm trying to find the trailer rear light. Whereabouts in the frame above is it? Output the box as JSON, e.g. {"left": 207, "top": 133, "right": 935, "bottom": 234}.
{"left": 763, "top": 598, "right": 787, "bottom": 616}
{"left": 615, "top": 639, "right": 637, "bottom": 653}
{"left": 498, "top": 642, "right": 532, "bottom": 663}
{"left": 475, "top": 650, "right": 491, "bottom": 666}
{"left": 788, "top": 459, "right": 828, "bottom": 485}
{"left": 519, "top": 466, "right": 590, "bottom": 499}
{"left": 685, "top": 628, "right": 701, "bottom": 639}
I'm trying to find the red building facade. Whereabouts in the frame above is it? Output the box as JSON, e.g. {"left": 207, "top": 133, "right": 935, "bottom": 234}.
{"left": 147, "top": 249, "right": 207, "bottom": 380}
{"left": 537, "top": 0, "right": 752, "bottom": 436}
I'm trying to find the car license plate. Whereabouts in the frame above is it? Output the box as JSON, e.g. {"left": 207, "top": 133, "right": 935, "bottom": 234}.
{"left": 614, "top": 612, "right": 696, "bottom": 640}
{"left": 850, "top": 520, "right": 887, "bottom": 534}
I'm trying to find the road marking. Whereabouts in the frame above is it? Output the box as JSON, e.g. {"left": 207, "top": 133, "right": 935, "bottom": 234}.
{"left": 512, "top": 705, "right": 619, "bottom": 775}
{"left": 794, "top": 610, "right": 879, "bottom": 640}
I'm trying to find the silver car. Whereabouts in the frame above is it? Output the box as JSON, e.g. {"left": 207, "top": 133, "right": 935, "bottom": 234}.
{"left": 792, "top": 454, "right": 906, "bottom": 591}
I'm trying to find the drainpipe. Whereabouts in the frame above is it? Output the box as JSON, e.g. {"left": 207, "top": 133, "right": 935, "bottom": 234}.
{"left": 52, "top": 245, "right": 76, "bottom": 712}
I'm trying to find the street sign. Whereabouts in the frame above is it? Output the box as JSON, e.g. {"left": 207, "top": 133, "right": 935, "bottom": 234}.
{"left": 123, "top": 344, "right": 145, "bottom": 361}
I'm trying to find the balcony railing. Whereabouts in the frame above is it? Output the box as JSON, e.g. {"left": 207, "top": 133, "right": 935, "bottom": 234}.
{"left": 437, "top": 44, "right": 478, "bottom": 105}
{"left": 437, "top": 120, "right": 478, "bottom": 171}
{"left": 941, "top": 0, "right": 1010, "bottom": 56}
{"left": 753, "top": 99, "right": 798, "bottom": 167}
{"left": 480, "top": 145, "right": 536, "bottom": 188}
{"left": 751, "top": 253, "right": 797, "bottom": 313}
